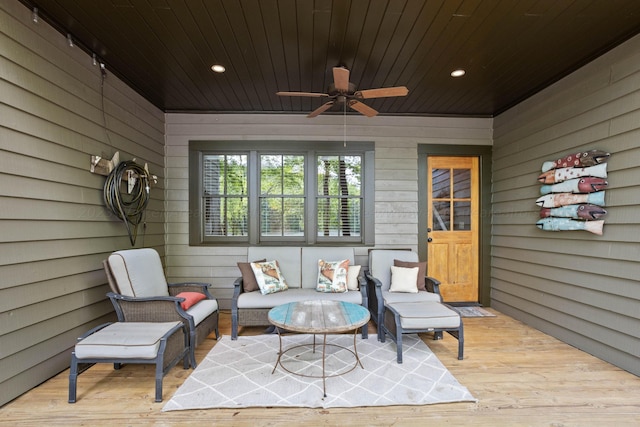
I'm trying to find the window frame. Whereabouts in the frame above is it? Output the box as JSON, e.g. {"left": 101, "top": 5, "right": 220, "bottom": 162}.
{"left": 189, "top": 140, "right": 375, "bottom": 246}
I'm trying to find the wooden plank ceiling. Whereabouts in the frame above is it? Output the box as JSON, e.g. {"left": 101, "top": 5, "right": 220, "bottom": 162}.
{"left": 19, "top": 0, "right": 640, "bottom": 117}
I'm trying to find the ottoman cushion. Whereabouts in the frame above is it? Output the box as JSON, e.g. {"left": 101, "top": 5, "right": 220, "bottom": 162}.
{"left": 389, "top": 301, "right": 460, "bottom": 330}
{"left": 74, "top": 321, "right": 182, "bottom": 360}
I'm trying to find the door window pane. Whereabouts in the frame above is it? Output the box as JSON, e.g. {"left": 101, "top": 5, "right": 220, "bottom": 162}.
{"left": 453, "top": 169, "right": 471, "bottom": 198}
{"left": 432, "top": 168, "right": 450, "bottom": 198}
{"left": 453, "top": 201, "right": 471, "bottom": 230}
{"left": 432, "top": 201, "right": 450, "bottom": 231}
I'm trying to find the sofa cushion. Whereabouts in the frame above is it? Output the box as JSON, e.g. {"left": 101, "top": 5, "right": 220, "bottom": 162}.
{"left": 250, "top": 260, "right": 289, "bottom": 295}
{"left": 389, "top": 266, "right": 419, "bottom": 293}
{"left": 301, "top": 247, "right": 355, "bottom": 289}
{"left": 394, "top": 259, "right": 427, "bottom": 291}
{"left": 316, "top": 259, "right": 349, "bottom": 293}
{"left": 248, "top": 247, "right": 301, "bottom": 287}
{"left": 237, "top": 288, "right": 363, "bottom": 309}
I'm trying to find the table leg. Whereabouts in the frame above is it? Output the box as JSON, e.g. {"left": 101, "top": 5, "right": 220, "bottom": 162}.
{"left": 271, "top": 326, "right": 283, "bottom": 375}
{"left": 322, "top": 333, "right": 327, "bottom": 398}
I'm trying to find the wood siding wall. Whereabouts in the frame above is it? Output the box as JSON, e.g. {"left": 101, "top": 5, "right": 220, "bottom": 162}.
{"left": 165, "top": 114, "right": 492, "bottom": 309}
{"left": 0, "top": 2, "right": 165, "bottom": 406}
{"left": 492, "top": 35, "right": 640, "bottom": 376}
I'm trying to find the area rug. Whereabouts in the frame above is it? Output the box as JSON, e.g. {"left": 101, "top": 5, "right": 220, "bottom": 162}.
{"left": 163, "top": 334, "right": 476, "bottom": 410}
{"left": 449, "top": 306, "right": 496, "bottom": 318}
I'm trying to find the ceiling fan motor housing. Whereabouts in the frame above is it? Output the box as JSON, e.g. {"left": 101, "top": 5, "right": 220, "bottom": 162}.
{"left": 328, "top": 82, "right": 357, "bottom": 96}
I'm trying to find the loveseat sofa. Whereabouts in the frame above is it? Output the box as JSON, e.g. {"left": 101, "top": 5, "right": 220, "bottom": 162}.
{"left": 231, "top": 246, "right": 368, "bottom": 339}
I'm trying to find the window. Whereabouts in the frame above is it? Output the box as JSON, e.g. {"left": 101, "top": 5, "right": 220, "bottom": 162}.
{"left": 189, "top": 141, "right": 374, "bottom": 246}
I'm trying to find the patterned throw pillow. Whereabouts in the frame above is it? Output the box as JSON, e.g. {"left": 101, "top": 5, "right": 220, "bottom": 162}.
{"left": 316, "top": 259, "right": 350, "bottom": 293}
{"left": 250, "top": 260, "right": 288, "bottom": 295}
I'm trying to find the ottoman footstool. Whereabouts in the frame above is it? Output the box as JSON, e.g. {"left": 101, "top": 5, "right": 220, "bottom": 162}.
{"left": 382, "top": 301, "right": 464, "bottom": 363}
{"left": 68, "top": 321, "right": 189, "bottom": 403}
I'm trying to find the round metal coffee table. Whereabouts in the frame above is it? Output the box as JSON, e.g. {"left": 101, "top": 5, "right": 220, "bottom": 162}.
{"left": 268, "top": 300, "right": 370, "bottom": 397}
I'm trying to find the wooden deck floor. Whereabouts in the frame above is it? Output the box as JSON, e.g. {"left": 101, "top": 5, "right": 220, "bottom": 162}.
{"left": 2, "top": 309, "right": 639, "bottom": 426}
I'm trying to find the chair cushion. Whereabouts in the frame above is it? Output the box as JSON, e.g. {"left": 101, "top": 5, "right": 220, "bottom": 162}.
{"left": 388, "top": 301, "right": 460, "bottom": 330}
{"left": 382, "top": 290, "right": 441, "bottom": 305}
{"left": 74, "top": 322, "right": 181, "bottom": 359}
{"left": 389, "top": 266, "right": 419, "bottom": 293}
{"left": 369, "top": 250, "right": 419, "bottom": 292}
{"left": 187, "top": 299, "right": 219, "bottom": 326}
{"left": 394, "top": 259, "right": 427, "bottom": 291}
{"left": 316, "top": 259, "right": 349, "bottom": 293}
{"left": 107, "top": 248, "right": 169, "bottom": 297}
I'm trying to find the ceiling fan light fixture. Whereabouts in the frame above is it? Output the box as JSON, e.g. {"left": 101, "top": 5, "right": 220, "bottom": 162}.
{"left": 211, "top": 64, "right": 226, "bottom": 73}
{"left": 451, "top": 69, "right": 466, "bottom": 77}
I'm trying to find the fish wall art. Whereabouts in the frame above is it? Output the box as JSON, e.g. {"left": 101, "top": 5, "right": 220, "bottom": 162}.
{"left": 536, "top": 150, "right": 610, "bottom": 235}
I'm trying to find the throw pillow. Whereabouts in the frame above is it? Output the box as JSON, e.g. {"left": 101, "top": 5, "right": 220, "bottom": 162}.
{"left": 250, "top": 260, "right": 288, "bottom": 295}
{"left": 347, "top": 265, "right": 362, "bottom": 291}
{"left": 237, "top": 258, "right": 266, "bottom": 292}
{"left": 389, "top": 265, "right": 419, "bottom": 293}
{"left": 316, "top": 259, "right": 350, "bottom": 293}
{"left": 393, "top": 259, "right": 427, "bottom": 291}
{"left": 175, "top": 292, "right": 207, "bottom": 310}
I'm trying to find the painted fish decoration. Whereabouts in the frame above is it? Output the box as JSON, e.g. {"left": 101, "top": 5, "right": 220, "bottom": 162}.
{"left": 538, "top": 163, "right": 607, "bottom": 184}
{"left": 535, "top": 191, "right": 605, "bottom": 208}
{"left": 536, "top": 218, "right": 604, "bottom": 235}
{"left": 541, "top": 150, "right": 610, "bottom": 172}
{"left": 539, "top": 204, "right": 607, "bottom": 220}
{"left": 540, "top": 177, "right": 608, "bottom": 195}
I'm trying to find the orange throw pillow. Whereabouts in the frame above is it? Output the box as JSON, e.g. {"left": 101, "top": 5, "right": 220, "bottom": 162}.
{"left": 176, "top": 292, "right": 207, "bottom": 310}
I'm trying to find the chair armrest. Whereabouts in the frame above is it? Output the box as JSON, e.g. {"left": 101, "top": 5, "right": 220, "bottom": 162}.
{"left": 106, "top": 292, "right": 190, "bottom": 323}
{"left": 357, "top": 271, "right": 368, "bottom": 305}
{"left": 168, "top": 282, "right": 214, "bottom": 299}
{"left": 425, "top": 276, "right": 442, "bottom": 296}
{"left": 232, "top": 276, "right": 244, "bottom": 298}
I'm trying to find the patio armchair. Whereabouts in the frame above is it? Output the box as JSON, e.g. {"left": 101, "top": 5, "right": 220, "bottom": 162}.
{"left": 103, "top": 248, "right": 219, "bottom": 367}
{"left": 365, "top": 249, "right": 443, "bottom": 339}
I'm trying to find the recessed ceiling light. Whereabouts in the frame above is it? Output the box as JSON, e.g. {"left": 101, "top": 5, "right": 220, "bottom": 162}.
{"left": 451, "top": 69, "right": 466, "bottom": 77}
{"left": 211, "top": 64, "right": 226, "bottom": 73}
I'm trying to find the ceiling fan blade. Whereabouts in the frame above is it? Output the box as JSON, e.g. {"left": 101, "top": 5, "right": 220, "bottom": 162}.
{"left": 348, "top": 100, "right": 378, "bottom": 117}
{"left": 307, "top": 101, "right": 334, "bottom": 118}
{"left": 355, "top": 86, "right": 409, "bottom": 99}
{"left": 333, "top": 67, "right": 350, "bottom": 92}
{"left": 277, "top": 91, "right": 329, "bottom": 97}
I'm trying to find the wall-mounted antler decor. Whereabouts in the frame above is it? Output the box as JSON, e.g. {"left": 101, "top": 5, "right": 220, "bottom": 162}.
{"left": 535, "top": 150, "right": 610, "bottom": 235}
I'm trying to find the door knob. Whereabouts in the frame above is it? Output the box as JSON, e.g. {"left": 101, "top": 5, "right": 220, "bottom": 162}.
{"left": 427, "top": 237, "right": 433, "bottom": 242}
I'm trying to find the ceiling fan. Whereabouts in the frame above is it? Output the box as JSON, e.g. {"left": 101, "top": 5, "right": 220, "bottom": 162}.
{"left": 276, "top": 67, "right": 409, "bottom": 118}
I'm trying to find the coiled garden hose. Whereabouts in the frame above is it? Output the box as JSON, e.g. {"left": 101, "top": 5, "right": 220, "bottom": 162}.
{"left": 103, "top": 160, "right": 150, "bottom": 246}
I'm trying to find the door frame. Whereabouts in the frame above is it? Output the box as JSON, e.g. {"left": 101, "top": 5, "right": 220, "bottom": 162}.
{"left": 418, "top": 145, "right": 492, "bottom": 306}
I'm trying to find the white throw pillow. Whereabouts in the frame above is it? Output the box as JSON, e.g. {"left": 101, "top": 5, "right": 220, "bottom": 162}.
{"left": 250, "top": 260, "right": 288, "bottom": 295}
{"left": 389, "top": 265, "right": 419, "bottom": 293}
{"left": 347, "top": 265, "right": 361, "bottom": 291}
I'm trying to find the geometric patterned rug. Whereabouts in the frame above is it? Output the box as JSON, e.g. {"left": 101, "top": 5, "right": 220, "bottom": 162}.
{"left": 450, "top": 306, "right": 496, "bottom": 318}
{"left": 163, "top": 334, "right": 476, "bottom": 410}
